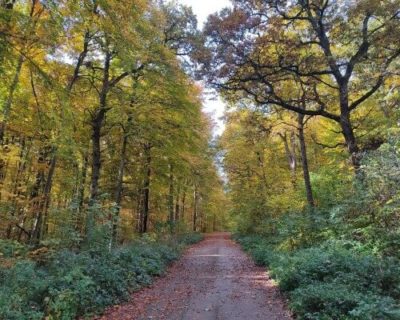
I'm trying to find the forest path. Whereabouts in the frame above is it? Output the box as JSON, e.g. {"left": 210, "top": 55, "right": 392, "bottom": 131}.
{"left": 98, "top": 233, "right": 292, "bottom": 320}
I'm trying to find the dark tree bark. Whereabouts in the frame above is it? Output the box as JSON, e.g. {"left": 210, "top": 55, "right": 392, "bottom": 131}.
{"left": 298, "top": 114, "right": 315, "bottom": 208}
{"left": 141, "top": 143, "right": 152, "bottom": 233}
{"left": 89, "top": 51, "right": 111, "bottom": 203}
{"left": 29, "top": 150, "right": 47, "bottom": 245}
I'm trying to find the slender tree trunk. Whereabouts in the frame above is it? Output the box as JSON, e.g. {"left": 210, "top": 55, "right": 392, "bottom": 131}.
{"left": 175, "top": 184, "right": 180, "bottom": 222}
{"left": 141, "top": 144, "right": 151, "bottom": 233}
{"left": 29, "top": 166, "right": 46, "bottom": 245}
{"left": 168, "top": 164, "right": 174, "bottom": 225}
{"left": 298, "top": 114, "right": 315, "bottom": 208}
{"left": 6, "top": 138, "right": 31, "bottom": 239}
{"left": 193, "top": 184, "right": 198, "bottom": 232}
{"left": 37, "top": 153, "right": 57, "bottom": 241}
{"left": 181, "top": 190, "right": 186, "bottom": 222}
{"left": 255, "top": 149, "right": 269, "bottom": 207}
{"left": 136, "top": 190, "right": 142, "bottom": 233}
{"left": 112, "top": 129, "right": 128, "bottom": 243}
{"left": 77, "top": 151, "right": 89, "bottom": 212}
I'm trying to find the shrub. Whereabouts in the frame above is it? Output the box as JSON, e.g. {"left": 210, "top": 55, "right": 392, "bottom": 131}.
{"left": 236, "top": 235, "right": 400, "bottom": 320}
{"left": 0, "top": 232, "right": 203, "bottom": 319}
{"left": 0, "top": 261, "right": 47, "bottom": 320}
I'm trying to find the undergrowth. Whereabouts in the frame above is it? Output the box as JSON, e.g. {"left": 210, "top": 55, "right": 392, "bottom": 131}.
{"left": 0, "top": 232, "right": 203, "bottom": 320}
{"left": 235, "top": 234, "right": 400, "bottom": 320}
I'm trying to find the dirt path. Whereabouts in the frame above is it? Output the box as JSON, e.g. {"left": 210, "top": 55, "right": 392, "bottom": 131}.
{"left": 98, "top": 233, "right": 292, "bottom": 320}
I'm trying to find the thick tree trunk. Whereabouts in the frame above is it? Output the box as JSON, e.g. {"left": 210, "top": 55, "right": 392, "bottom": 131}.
{"left": 90, "top": 110, "right": 106, "bottom": 202}
{"left": 340, "top": 112, "right": 360, "bottom": 169}
{"left": 298, "top": 114, "right": 315, "bottom": 208}
{"left": 141, "top": 144, "right": 151, "bottom": 233}
{"left": 339, "top": 84, "right": 360, "bottom": 169}
{"left": 89, "top": 51, "right": 111, "bottom": 203}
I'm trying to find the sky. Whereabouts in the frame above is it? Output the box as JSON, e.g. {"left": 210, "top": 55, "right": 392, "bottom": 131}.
{"left": 177, "top": 0, "right": 231, "bottom": 136}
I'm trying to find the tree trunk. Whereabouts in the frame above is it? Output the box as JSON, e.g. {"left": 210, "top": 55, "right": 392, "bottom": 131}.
{"left": 112, "top": 129, "right": 128, "bottom": 243}
{"left": 339, "top": 84, "right": 360, "bottom": 169}
{"left": 29, "top": 166, "right": 46, "bottom": 245}
{"left": 175, "top": 184, "right": 180, "bottom": 222}
{"left": 90, "top": 110, "right": 106, "bottom": 203}
{"left": 168, "top": 164, "right": 174, "bottom": 225}
{"left": 340, "top": 112, "right": 360, "bottom": 169}
{"left": 298, "top": 114, "right": 315, "bottom": 208}
{"left": 38, "top": 152, "right": 57, "bottom": 241}
{"left": 181, "top": 190, "right": 186, "bottom": 222}
{"left": 89, "top": 51, "right": 111, "bottom": 203}
{"left": 77, "top": 151, "right": 89, "bottom": 212}
{"left": 193, "top": 184, "right": 198, "bottom": 232}
{"left": 141, "top": 143, "right": 151, "bottom": 233}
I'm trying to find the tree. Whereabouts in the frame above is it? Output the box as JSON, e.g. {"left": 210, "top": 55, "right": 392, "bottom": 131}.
{"left": 202, "top": 0, "right": 400, "bottom": 169}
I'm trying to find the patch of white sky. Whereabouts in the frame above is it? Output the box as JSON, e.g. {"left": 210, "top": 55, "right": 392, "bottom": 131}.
{"left": 177, "top": 0, "right": 232, "bottom": 137}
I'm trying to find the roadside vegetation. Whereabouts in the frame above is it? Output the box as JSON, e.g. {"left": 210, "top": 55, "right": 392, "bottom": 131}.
{"left": 0, "top": 232, "right": 202, "bottom": 319}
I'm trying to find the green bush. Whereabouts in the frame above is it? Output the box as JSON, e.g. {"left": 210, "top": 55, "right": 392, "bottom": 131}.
{"left": 0, "top": 232, "right": 202, "bottom": 319}
{"left": 0, "top": 239, "right": 29, "bottom": 258}
{"left": 236, "top": 235, "right": 400, "bottom": 320}
{"left": 0, "top": 261, "right": 47, "bottom": 320}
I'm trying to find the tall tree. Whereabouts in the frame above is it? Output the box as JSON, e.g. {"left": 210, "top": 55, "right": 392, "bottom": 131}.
{"left": 202, "top": 0, "right": 400, "bottom": 169}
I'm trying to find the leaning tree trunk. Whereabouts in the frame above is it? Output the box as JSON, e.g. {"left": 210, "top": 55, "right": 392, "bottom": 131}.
{"left": 298, "top": 114, "right": 315, "bottom": 208}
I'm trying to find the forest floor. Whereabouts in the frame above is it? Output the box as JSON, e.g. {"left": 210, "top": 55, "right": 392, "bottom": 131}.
{"left": 97, "top": 233, "right": 292, "bottom": 320}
